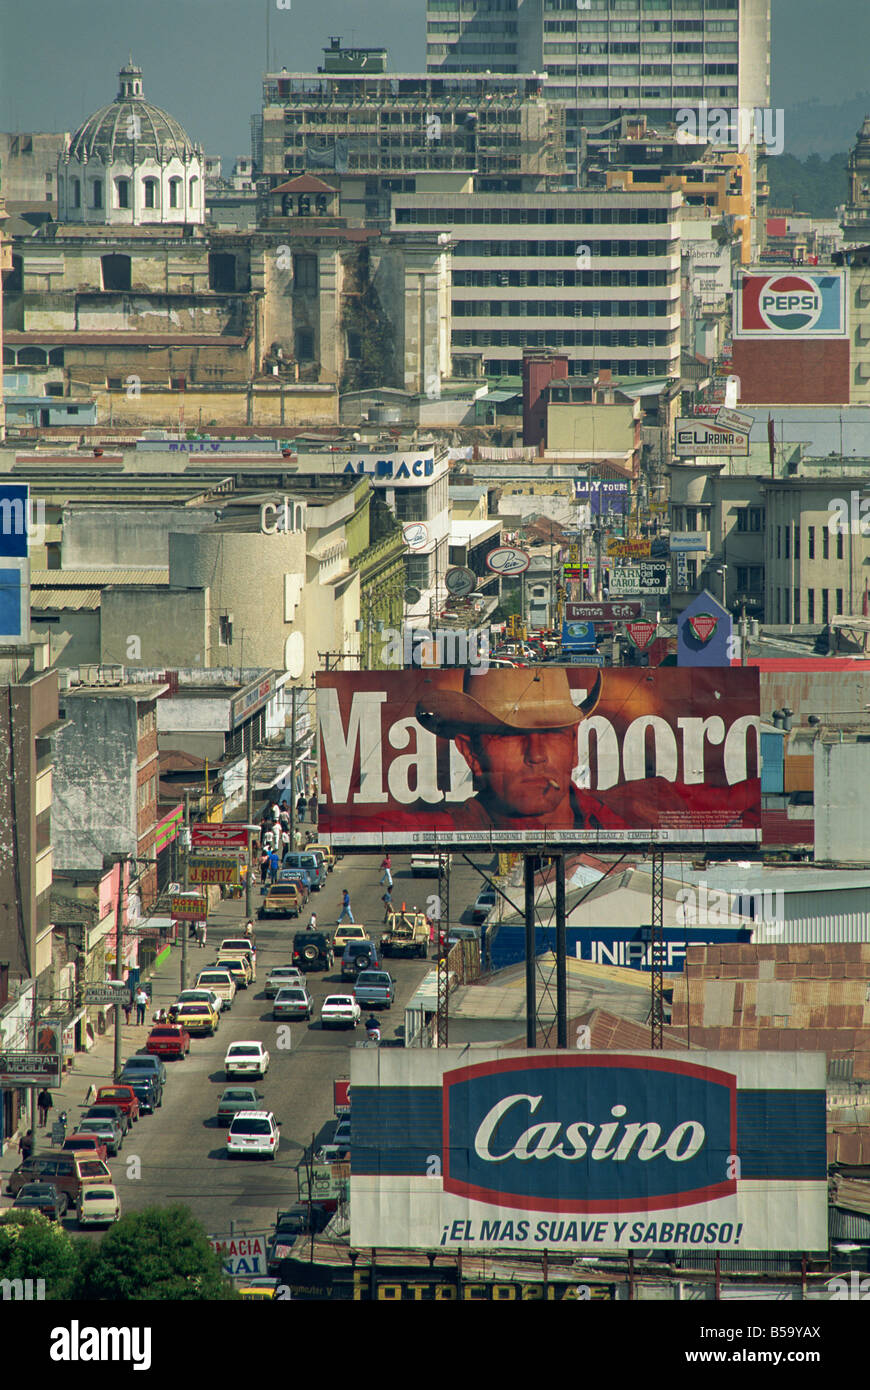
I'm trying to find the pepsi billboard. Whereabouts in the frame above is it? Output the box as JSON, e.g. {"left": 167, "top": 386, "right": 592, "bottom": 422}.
{"left": 350, "top": 1050, "right": 827, "bottom": 1252}
{"left": 735, "top": 271, "right": 847, "bottom": 339}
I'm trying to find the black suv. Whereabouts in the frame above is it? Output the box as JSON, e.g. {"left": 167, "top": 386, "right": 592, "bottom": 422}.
{"left": 118, "top": 1070, "right": 163, "bottom": 1113}
{"left": 292, "top": 931, "right": 334, "bottom": 973}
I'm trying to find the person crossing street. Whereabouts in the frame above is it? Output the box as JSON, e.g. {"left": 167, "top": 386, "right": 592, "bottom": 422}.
{"left": 337, "top": 887, "right": 354, "bottom": 924}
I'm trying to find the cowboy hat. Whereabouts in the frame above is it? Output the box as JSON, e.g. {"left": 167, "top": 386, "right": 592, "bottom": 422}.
{"left": 416, "top": 667, "right": 601, "bottom": 738}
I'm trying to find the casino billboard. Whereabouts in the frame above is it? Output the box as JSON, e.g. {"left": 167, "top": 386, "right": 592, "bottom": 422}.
{"left": 350, "top": 1050, "right": 828, "bottom": 1254}
{"left": 735, "top": 271, "right": 847, "bottom": 339}
{"left": 316, "top": 667, "right": 761, "bottom": 847}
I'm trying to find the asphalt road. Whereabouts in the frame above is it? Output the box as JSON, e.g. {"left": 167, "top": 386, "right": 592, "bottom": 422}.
{"left": 79, "top": 850, "right": 493, "bottom": 1247}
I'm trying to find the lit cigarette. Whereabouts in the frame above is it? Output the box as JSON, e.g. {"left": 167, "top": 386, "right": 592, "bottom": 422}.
{"left": 547, "top": 779, "right": 560, "bottom": 789}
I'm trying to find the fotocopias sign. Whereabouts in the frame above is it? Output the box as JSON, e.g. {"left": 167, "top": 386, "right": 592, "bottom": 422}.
{"left": 315, "top": 667, "right": 761, "bottom": 847}
{"left": 349, "top": 1050, "right": 827, "bottom": 1253}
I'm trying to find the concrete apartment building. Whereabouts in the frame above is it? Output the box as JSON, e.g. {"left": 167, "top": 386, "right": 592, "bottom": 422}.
{"left": 392, "top": 187, "right": 681, "bottom": 381}
{"left": 426, "top": 0, "right": 770, "bottom": 154}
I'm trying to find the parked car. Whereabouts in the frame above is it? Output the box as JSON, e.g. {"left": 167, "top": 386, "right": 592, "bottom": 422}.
{"left": 266, "top": 1204, "right": 330, "bottom": 1273}
{"left": 264, "top": 965, "right": 305, "bottom": 999}
{"left": 238, "top": 1279, "right": 280, "bottom": 1300}
{"left": 218, "top": 939, "right": 257, "bottom": 980}
{"left": 75, "top": 1118, "right": 124, "bottom": 1157}
{"left": 259, "top": 881, "right": 305, "bottom": 920}
{"left": 226, "top": 1111, "right": 281, "bottom": 1160}
{"left": 82, "top": 1104, "right": 131, "bottom": 1139}
{"left": 306, "top": 843, "right": 335, "bottom": 872}
{"left": 172, "top": 1001, "right": 220, "bottom": 1037}
{"left": 74, "top": 1117, "right": 123, "bottom": 1162}
{"left": 194, "top": 968, "right": 236, "bottom": 1010}
{"left": 224, "top": 1040, "right": 270, "bottom": 1079}
{"left": 214, "top": 954, "right": 252, "bottom": 989}
{"left": 6, "top": 1151, "right": 113, "bottom": 1204}
{"left": 77, "top": 1182, "right": 121, "bottom": 1227}
{"left": 282, "top": 850, "right": 326, "bottom": 892}
{"left": 12, "top": 1182, "right": 68, "bottom": 1221}
{"left": 471, "top": 886, "right": 496, "bottom": 922}
{"left": 273, "top": 985, "right": 313, "bottom": 1022}
{"left": 216, "top": 1086, "right": 264, "bottom": 1127}
{"left": 292, "top": 930, "right": 334, "bottom": 973}
{"left": 118, "top": 1072, "right": 163, "bottom": 1113}
{"left": 276, "top": 867, "right": 313, "bottom": 899}
{"left": 171, "top": 987, "right": 224, "bottom": 1017}
{"left": 62, "top": 1132, "right": 109, "bottom": 1163}
{"left": 340, "top": 939, "right": 380, "bottom": 981}
{"left": 320, "top": 994, "right": 361, "bottom": 1030}
{"left": 120, "top": 1054, "right": 167, "bottom": 1086}
{"left": 353, "top": 969, "right": 396, "bottom": 1010}
{"left": 94, "top": 1085, "right": 140, "bottom": 1124}
{"left": 146, "top": 1024, "right": 191, "bottom": 1059}
{"left": 333, "top": 923, "right": 369, "bottom": 954}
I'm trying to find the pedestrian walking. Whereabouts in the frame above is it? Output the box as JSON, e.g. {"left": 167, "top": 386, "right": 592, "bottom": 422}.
{"left": 123, "top": 993, "right": 133, "bottom": 1026}
{"left": 244, "top": 919, "right": 254, "bottom": 940}
{"left": 279, "top": 809, "right": 291, "bottom": 833}
{"left": 201, "top": 921, "right": 207, "bottom": 947}
{"left": 308, "top": 793, "right": 318, "bottom": 824}
{"left": 260, "top": 849, "right": 270, "bottom": 884}
{"left": 382, "top": 891, "right": 393, "bottom": 922}
{"left": 297, "top": 793, "right": 307, "bottom": 823}
{"left": 135, "top": 986, "right": 148, "bottom": 1025}
{"left": 196, "top": 921, "right": 204, "bottom": 947}
{"left": 379, "top": 852, "right": 393, "bottom": 889}
{"left": 37, "top": 1088, "right": 53, "bottom": 1128}
{"left": 18, "top": 1128, "right": 34, "bottom": 1161}
{"left": 308, "top": 911, "right": 317, "bottom": 930}
{"left": 337, "top": 887, "right": 354, "bottom": 924}
{"left": 268, "top": 850, "right": 279, "bottom": 882}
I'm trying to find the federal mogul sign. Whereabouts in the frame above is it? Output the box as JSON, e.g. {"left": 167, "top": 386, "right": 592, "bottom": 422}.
{"left": 350, "top": 1051, "right": 828, "bottom": 1254}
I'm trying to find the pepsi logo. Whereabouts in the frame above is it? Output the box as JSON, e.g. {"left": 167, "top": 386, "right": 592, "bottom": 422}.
{"left": 758, "top": 274, "right": 822, "bottom": 333}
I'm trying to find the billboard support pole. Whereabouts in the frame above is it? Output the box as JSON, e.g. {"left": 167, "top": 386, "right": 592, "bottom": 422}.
{"left": 436, "top": 853, "right": 450, "bottom": 1046}
{"left": 650, "top": 849, "right": 664, "bottom": 1049}
{"left": 555, "top": 853, "right": 567, "bottom": 1049}
{"left": 525, "top": 854, "right": 536, "bottom": 1048}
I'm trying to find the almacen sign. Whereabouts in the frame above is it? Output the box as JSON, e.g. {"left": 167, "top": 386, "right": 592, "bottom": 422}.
{"left": 349, "top": 1050, "right": 828, "bottom": 1254}
{"left": 315, "top": 667, "right": 761, "bottom": 847}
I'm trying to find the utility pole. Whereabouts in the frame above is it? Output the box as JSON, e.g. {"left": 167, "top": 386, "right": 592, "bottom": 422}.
{"left": 289, "top": 686, "right": 298, "bottom": 850}
{"left": 595, "top": 525, "right": 603, "bottom": 601}
{"left": 181, "top": 790, "right": 190, "bottom": 992}
{"left": 740, "top": 602, "right": 748, "bottom": 667}
{"left": 113, "top": 857, "right": 126, "bottom": 1081}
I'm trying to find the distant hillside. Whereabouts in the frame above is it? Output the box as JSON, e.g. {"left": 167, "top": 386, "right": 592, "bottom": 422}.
{"left": 781, "top": 94, "right": 870, "bottom": 160}
{"left": 766, "top": 151, "right": 849, "bottom": 218}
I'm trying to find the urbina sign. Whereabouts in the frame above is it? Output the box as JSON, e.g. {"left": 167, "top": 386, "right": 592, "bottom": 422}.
{"left": 349, "top": 1051, "right": 827, "bottom": 1253}
{"left": 316, "top": 667, "right": 760, "bottom": 846}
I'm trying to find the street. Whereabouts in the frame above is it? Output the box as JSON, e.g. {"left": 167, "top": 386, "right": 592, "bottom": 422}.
{"left": 67, "top": 850, "right": 491, "bottom": 1244}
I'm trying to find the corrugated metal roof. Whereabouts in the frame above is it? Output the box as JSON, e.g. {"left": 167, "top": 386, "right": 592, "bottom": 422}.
{"left": 31, "top": 588, "right": 101, "bottom": 611}
{"left": 30, "top": 568, "right": 170, "bottom": 585}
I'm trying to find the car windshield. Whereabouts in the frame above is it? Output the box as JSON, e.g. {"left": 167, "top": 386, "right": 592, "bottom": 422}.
{"left": 151, "top": 1028, "right": 179, "bottom": 1038}
{"left": 231, "top": 1119, "right": 271, "bottom": 1135}
{"left": 228, "top": 1046, "right": 260, "bottom": 1056}
{"left": 276, "top": 990, "right": 306, "bottom": 1001}
{"left": 176, "top": 1006, "right": 206, "bottom": 1015}
{"left": 357, "top": 972, "right": 388, "bottom": 984}
{"left": 326, "top": 997, "right": 353, "bottom": 1006}
{"left": 122, "top": 1058, "right": 154, "bottom": 1068}
{"left": 199, "top": 974, "right": 230, "bottom": 984}
{"left": 82, "top": 1189, "right": 112, "bottom": 1202}
{"left": 222, "top": 1090, "right": 255, "bottom": 1102}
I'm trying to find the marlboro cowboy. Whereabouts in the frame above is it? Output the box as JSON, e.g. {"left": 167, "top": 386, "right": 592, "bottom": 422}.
{"left": 416, "top": 668, "right": 609, "bottom": 831}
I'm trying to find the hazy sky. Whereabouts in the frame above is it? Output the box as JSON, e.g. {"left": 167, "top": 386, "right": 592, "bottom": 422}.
{"left": 0, "top": 0, "right": 867, "bottom": 168}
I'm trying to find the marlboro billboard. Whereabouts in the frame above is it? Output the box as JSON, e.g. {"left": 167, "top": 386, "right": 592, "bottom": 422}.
{"left": 316, "top": 668, "right": 761, "bottom": 847}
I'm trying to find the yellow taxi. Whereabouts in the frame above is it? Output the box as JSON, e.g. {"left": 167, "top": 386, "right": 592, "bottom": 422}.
{"left": 215, "top": 954, "right": 253, "bottom": 989}
{"left": 307, "top": 844, "right": 335, "bottom": 873}
{"left": 171, "top": 1000, "right": 220, "bottom": 1037}
{"left": 238, "top": 1279, "right": 281, "bottom": 1300}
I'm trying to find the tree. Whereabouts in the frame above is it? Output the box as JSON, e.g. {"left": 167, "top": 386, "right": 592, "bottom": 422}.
{"left": 75, "top": 1205, "right": 237, "bottom": 1300}
{"left": 0, "top": 1211, "right": 79, "bottom": 1299}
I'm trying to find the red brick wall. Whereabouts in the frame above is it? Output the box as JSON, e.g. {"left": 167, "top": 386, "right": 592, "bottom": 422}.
{"left": 731, "top": 339, "right": 850, "bottom": 404}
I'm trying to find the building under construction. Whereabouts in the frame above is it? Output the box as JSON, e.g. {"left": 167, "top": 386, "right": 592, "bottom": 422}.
{"left": 257, "top": 37, "right": 566, "bottom": 226}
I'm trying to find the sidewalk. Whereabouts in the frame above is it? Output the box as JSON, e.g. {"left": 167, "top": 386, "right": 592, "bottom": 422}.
{"left": 0, "top": 893, "right": 251, "bottom": 1185}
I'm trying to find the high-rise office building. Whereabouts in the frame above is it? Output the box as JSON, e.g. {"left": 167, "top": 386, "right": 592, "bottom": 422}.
{"left": 426, "top": 1, "right": 770, "bottom": 157}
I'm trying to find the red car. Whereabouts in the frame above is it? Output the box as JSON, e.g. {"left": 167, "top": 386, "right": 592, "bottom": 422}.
{"left": 95, "top": 1085, "right": 140, "bottom": 1123}
{"left": 146, "top": 1024, "right": 191, "bottom": 1060}
{"left": 62, "top": 1133, "right": 108, "bottom": 1163}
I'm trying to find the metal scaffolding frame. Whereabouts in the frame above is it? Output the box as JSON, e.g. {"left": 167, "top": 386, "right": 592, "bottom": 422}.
{"left": 435, "top": 851, "right": 450, "bottom": 1046}
{"left": 648, "top": 848, "right": 665, "bottom": 1049}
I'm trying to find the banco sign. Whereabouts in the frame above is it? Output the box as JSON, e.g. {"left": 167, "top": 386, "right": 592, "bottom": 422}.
{"left": 736, "top": 272, "right": 846, "bottom": 339}
{"left": 350, "top": 1049, "right": 828, "bottom": 1253}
